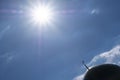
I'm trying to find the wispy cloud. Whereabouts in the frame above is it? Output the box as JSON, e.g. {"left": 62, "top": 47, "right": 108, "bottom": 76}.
{"left": 74, "top": 45, "right": 120, "bottom": 80}
{"left": 0, "top": 52, "right": 16, "bottom": 65}
{"left": 0, "top": 25, "right": 11, "bottom": 40}
{"left": 74, "top": 74, "right": 85, "bottom": 80}
{"left": 91, "top": 9, "right": 100, "bottom": 15}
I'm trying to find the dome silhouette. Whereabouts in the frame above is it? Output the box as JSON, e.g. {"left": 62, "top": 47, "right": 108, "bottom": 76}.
{"left": 84, "top": 64, "right": 120, "bottom": 80}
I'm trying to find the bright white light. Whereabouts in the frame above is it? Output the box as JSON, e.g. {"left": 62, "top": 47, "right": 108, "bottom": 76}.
{"left": 28, "top": 3, "right": 54, "bottom": 26}
{"left": 31, "top": 6, "right": 53, "bottom": 24}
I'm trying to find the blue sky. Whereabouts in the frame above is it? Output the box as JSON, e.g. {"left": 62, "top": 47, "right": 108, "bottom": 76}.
{"left": 0, "top": 0, "right": 120, "bottom": 80}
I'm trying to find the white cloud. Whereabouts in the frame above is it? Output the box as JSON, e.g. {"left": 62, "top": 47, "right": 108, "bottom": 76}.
{"left": 88, "top": 45, "right": 120, "bottom": 66}
{"left": 74, "top": 45, "right": 120, "bottom": 80}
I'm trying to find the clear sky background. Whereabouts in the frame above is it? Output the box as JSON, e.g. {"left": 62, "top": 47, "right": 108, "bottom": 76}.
{"left": 0, "top": 0, "right": 120, "bottom": 80}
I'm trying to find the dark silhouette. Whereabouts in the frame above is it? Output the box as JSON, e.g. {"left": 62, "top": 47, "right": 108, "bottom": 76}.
{"left": 84, "top": 64, "right": 120, "bottom": 80}
{"left": 82, "top": 60, "right": 89, "bottom": 70}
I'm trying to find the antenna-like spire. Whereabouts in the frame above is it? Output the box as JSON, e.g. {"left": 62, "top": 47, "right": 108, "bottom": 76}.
{"left": 82, "top": 60, "right": 89, "bottom": 70}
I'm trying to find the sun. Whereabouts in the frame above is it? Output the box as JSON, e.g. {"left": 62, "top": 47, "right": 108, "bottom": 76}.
{"left": 32, "top": 6, "right": 51, "bottom": 23}
{"left": 28, "top": 3, "right": 54, "bottom": 26}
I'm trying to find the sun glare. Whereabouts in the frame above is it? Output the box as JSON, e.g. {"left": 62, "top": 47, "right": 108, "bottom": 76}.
{"left": 28, "top": 3, "right": 54, "bottom": 26}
